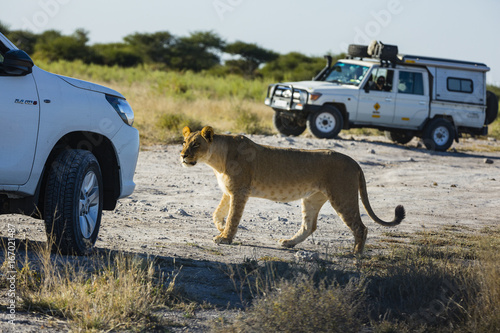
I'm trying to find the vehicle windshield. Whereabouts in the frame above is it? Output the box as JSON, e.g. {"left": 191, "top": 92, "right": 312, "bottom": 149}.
{"left": 323, "top": 62, "right": 369, "bottom": 86}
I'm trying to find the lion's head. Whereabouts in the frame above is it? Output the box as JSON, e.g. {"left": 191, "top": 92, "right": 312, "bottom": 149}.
{"left": 180, "top": 126, "right": 214, "bottom": 167}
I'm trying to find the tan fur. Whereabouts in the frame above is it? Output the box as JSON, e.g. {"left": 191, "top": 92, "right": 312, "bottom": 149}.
{"left": 180, "top": 126, "right": 405, "bottom": 253}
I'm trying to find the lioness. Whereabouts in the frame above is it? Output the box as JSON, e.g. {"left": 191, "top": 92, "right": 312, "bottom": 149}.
{"left": 180, "top": 126, "right": 405, "bottom": 253}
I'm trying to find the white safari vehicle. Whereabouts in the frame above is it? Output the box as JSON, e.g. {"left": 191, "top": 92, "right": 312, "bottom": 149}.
{"left": 0, "top": 33, "right": 139, "bottom": 254}
{"left": 265, "top": 41, "right": 498, "bottom": 151}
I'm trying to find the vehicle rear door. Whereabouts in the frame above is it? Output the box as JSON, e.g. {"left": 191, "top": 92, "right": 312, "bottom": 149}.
{"left": 393, "top": 69, "right": 429, "bottom": 128}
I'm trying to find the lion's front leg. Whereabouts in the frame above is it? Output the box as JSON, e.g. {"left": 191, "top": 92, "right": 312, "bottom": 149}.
{"left": 280, "top": 192, "right": 327, "bottom": 248}
{"left": 213, "top": 193, "right": 230, "bottom": 232}
{"left": 214, "top": 192, "right": 248, "bottom": 245}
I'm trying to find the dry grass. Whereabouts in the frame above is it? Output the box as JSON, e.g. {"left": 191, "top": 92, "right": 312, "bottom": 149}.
{"left": 1, "top": 240, "right": 179, "bottom": 331}
{"left": 216, "top": 225, "right": 500, "bottom": 333}
{"left": 1, "top": 226, "right": 498, "bottom": 332}
{"left": 34, "top": 59, "right": 500, "bottom": 146}
{"left": 36, "top": 60, "right": 274, "bottom": 145}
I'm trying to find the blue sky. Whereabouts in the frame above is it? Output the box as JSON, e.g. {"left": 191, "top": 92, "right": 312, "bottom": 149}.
{"left": 2, "top": 0, "right": 500, "bottom": 84}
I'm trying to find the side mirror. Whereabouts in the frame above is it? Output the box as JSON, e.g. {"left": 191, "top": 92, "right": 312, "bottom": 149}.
{"left": 1, "top": 50, "right": 34, "bottom": 76}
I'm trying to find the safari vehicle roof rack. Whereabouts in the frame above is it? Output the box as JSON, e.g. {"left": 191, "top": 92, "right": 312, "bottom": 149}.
{"left": 398, "top": 54, "right": 490, "bottom": 72}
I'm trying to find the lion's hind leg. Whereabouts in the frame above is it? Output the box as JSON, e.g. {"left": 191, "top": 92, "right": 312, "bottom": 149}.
{"left": 280, "top": 192, "right": 327, "bottom": 248}
{"left": 327, "top": 191, "right": 368, "bottom": 254}
{"left": 213, "top": 193, "right": 230, "bottom": 232}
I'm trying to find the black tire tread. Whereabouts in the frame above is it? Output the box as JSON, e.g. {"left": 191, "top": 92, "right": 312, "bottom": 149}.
{"left": 422, "top": 118, "right": 455, "bottom": 151}
{"left": 44, "top": 150, "right": 101, "bottom": 255}
{"left": 485, "top": 90, "right": 498, "bottom": 125}
{"left": 307, "top": 105, "right": 343, "bottom": 139}
{"left": 348, "top": 44, "right": 369, "bottom": 58}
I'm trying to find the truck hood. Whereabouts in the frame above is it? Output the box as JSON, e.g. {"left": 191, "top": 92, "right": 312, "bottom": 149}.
{"left": 280, "top": 80, "right": 358, "bottom": 92}
{"left": 57, "top": 75, "right": 125, "bottom": 98}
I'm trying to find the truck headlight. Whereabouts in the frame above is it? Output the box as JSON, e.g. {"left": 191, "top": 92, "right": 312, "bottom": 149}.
{"left": 106, "top": 95, "right": 134, "bottom": 126}
{"left": 299, "top": 91, "right": 308, "bottom": 104}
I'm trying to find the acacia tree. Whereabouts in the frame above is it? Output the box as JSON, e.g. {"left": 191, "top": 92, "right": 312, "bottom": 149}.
{"left": 124, "top": 31, "right": 176, "bottom": 66}
{"left": 34, "top": 29, "right": 94, "bottom": 62}
{"left": 225, "top": 41, "right": 279, "bottom": 78}
{"left": 5, "top": 30, "right": 38, "bottom": 54}
{"left": 170, "top": 31, "right": 225, "bottom": 71}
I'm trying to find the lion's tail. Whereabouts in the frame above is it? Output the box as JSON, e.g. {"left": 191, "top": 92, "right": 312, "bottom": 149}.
{"left": 359, "top": 171, "right": 405, "bottom": 227}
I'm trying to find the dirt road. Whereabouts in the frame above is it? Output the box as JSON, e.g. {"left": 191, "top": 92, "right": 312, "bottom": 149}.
{"left": 2, "top": 133, "right": 499, "bottom": 331}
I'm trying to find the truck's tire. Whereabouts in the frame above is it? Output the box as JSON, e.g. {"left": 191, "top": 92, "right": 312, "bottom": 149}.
{"left": 44, "top": 149, "right": 103, "bottom": 255}
{"left": 307, "top": 105, "right": 344, "bottom": 139}
{"left": 485, "top": 90, "right": 498, "bottom": 125}
{"left": 273, "top": 112, "right": 306, "bottom": 136}
{"left": 422, "top": 118, "right": 455, "bottom": 151}
{"left": 348, "top": 44, "right": 369, "bottom": 58}
{"left": 384, "top": 130, "right": 414, "bottom": 145}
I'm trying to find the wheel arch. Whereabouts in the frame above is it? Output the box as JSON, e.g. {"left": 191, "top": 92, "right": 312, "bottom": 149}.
{"left": 38, "top": 131, "right": 120, "bottom": 218}
{"left": 421, "top": 115, "right": 458, "bottom": 140}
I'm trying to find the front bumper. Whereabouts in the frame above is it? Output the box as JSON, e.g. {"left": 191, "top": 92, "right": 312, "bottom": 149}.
{"left": 112, "top": 125, "right": 140, "bottom": 198}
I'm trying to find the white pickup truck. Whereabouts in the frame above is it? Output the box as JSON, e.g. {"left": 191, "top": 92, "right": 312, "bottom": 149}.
{"left": 265, "top": 41, "right": 498, "bottom": 151}
{"left": 0, "top": 33, "right": 139, "bottom": 254}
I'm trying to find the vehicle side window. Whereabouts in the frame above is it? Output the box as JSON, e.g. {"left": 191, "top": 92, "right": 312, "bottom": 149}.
{"left": 366, "top": 68, "right": 394, "bottom": 92}
{"left": 398, "top": 71, "right": 424, "bottom": 95}
{"left": 447, "top": 77, "right": 473, "bottom": 93}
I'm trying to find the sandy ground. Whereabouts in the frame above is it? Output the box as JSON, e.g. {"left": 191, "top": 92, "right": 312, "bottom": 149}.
{"left": 1, "top": 133, "right": 499, "bottom": 331}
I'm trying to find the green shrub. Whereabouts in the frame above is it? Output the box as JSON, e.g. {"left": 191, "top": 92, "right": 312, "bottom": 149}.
{"left": 158, "top": 113, "right": 201, "bottom": 132}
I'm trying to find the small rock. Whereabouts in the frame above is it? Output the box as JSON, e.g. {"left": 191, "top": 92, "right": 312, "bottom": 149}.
{"left": 140, "top": 244, "right": 147, "bottom": 249}
{"left": 295, "top": 251, "right": 319, "bottom": 262}
{"left": 450, "top": 184, "right": 457, "bottom": 188}
{"left": 176, "top": 208, "right": 191, "bottom": 217}
{"left": 408, "top": 157, "right": 415, "bottom": 162}
{"left": 484, "top": 158, "right": 494, "bottom": 164}
{"left": 368, "top": 149, "right": 375, "bottom": 154}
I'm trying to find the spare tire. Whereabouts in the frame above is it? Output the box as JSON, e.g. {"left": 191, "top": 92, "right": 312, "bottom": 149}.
{"left": 485, "top": 90, "right": 499, "bottom": 125}
{"left": 348, "top": 44, "right": 369, "bottom": 58}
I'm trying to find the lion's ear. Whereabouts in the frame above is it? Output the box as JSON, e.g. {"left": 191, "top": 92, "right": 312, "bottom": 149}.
{"left": 201, "top": 126, "right": 214, "bottom": 143}
{"left": 182, "top": 126, "right": 191, "bottom": 138}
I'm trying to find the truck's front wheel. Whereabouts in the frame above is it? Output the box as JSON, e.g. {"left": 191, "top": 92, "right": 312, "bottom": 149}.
{"left": 307, "top": 106, "right": 343, "bottom": 139}
{"left": 422, "top": 118, "right": 455, "bottom": 151}
{"left": 273, "top": 112, "right": 306, "bottom": 136}
{"left": 44, "top": 149, "right": 103, "bottom": 255}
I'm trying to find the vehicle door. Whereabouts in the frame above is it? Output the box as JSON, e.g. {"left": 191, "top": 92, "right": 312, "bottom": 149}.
{"left": 0, "top": 51, "right": 40, "bottom": 185}
{"left": 393, "top": 69, "right": 429, "bottom": 128}
{"left": 357, "top": 67, "right": 396, "bottom": 125}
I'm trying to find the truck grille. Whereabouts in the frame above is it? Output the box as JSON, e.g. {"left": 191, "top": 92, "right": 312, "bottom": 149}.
{"left": 266, "top": 84, "right": 307, "bottom": 110}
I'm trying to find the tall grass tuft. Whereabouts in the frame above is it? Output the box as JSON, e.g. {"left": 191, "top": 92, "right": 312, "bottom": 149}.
{"left": 224, "top": 277, "right": 366, "bottom": 333}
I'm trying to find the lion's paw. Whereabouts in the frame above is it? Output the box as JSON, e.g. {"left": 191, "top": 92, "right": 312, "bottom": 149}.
{"left": 214, "top": 234, "right": 232, "bottom": 245}
{"left": 279, "top": 239, "right": 296, "bottom": 248}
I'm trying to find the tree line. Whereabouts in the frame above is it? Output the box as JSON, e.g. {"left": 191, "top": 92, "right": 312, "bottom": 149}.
{"left": 1, "top": 22, "right": 341, "bottom": 81}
